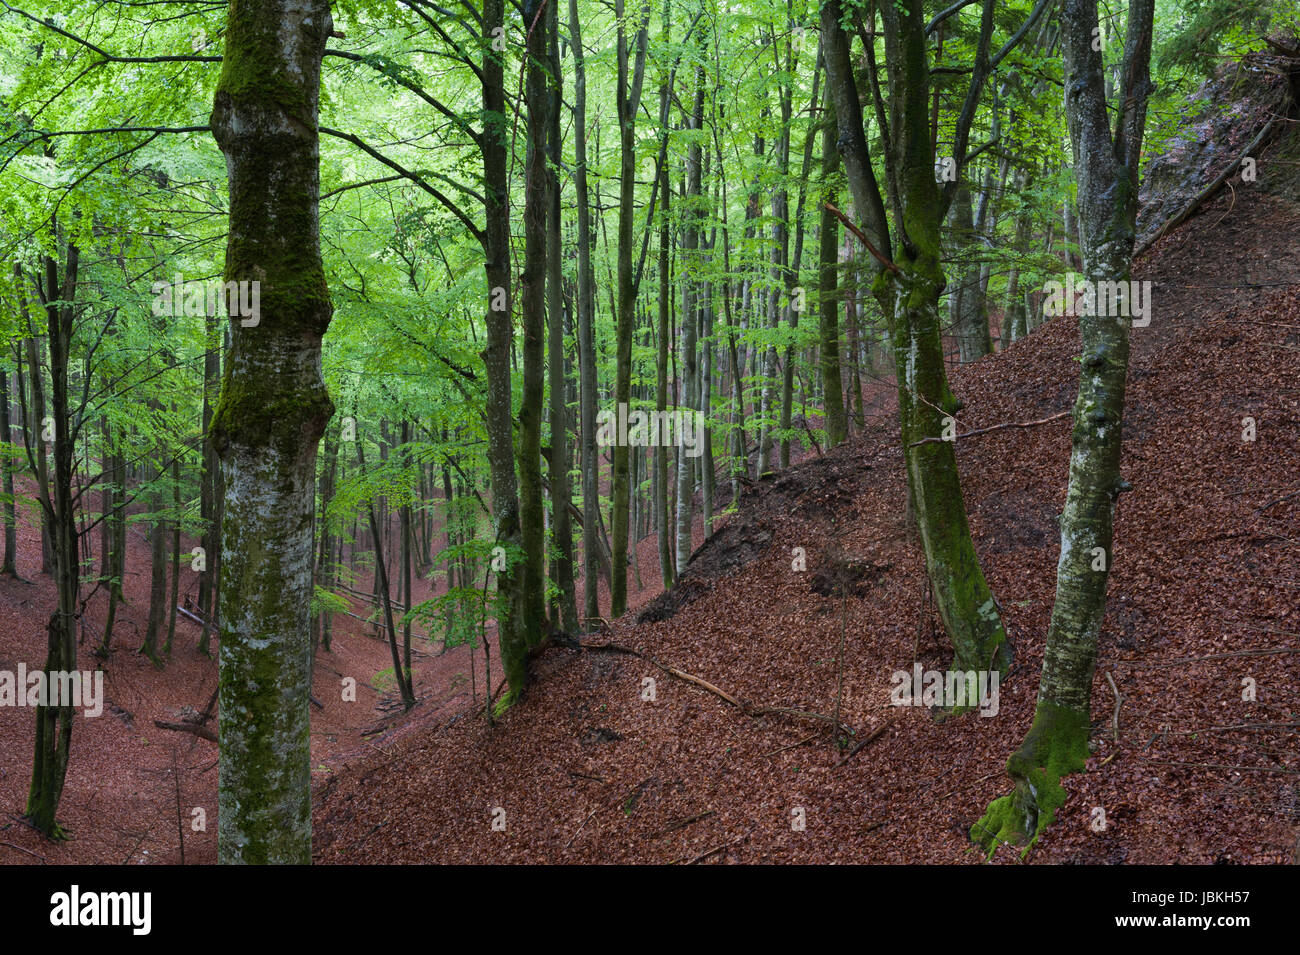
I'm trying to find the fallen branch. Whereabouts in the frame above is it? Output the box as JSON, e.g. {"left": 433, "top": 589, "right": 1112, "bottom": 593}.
{"left": 674, "top": 836, "right": 744, "bottom": 865}
{"left": 762, "top": 731, "right": 819, "bottom": 759}
{"left": 1114, "top": 646, "right": 1300, "bottom": 668}
{"left": 564, "top": 808, "right": 599, "bottom": 849}
{"left": 1134, "top": 118, "right": 1279, "bottom": 259}
{"left": 1142, "top": 760, "right": 1298, "bottom": 775}
{"left": 0, "top": 841, "right": 48, "bottom": 862}
{"left": 176, "top": 605, "right": 215, "bottom": 633}
{"left": 1104, "top": 671, "right": 1123, "bottom": 744}
{"left": 650, "top": 810, "right": 714, "bottom": 839}
{"left": 909, "top": 409, "right": 1070, "bottom": 447}
{"left": 578, "top": 641, "right": 854, "bottom": 737}
{"left": 152, "top": 719, "right": 217, "bottom": 743}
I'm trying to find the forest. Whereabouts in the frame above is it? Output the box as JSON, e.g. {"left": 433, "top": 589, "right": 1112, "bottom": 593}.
{"left": 0, "top": 0, "right": 1297, "bottom": 872}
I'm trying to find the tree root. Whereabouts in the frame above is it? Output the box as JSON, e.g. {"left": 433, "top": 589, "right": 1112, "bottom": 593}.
{"left": 971, "top": 702, "right": 1090, "bottom": 859}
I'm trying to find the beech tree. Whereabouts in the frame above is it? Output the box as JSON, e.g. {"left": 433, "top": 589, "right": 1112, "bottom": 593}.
{"left": 209, "top": 0, "right": 335, "bottom": 864}
{"left": 974, "top": 0, "right": 1156, "bottom": 855}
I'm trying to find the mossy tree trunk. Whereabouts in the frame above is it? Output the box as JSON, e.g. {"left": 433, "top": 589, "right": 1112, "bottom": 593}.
{"left": 974, "top": 0, "right": 1155, "bottom": 857}
{"left": 481, "top": 0, "right": 526, "bottom": 695}
{"left": 569, "top": 0, "right": 601, "bottom": 629}
{"left": 545, "top": 0, "right": 578, "bottom": 635}
{"left": 209, "top": 0, "right": 335, "bottom": 865}
{"left": 822, "top": 0, "right": 1022, "bottom": 679}
{"left": 518, "top": 0, "right": 549, "bottom": 652}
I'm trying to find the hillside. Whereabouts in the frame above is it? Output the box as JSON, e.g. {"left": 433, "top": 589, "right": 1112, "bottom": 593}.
{"left": 309, "top": 185, "right": 1300, "bottom": 865}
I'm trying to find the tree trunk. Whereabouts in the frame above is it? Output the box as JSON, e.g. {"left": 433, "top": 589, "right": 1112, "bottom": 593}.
{"left": 818, "top": 94, "right": 847, "bottom": 447}
{"left": 0, "top": 362, "right": 16, "bottom": 576}
{"left": 675, "top": 62, "right": 704, "bottom": 577}
{"left": 24, "top": 242, "right": 80, "bottom": 838}
{"left": 545, "top": 1, "right": 577, "bottom": 634}
{"left": 570, "top": 0, "right": 600, "bottom": 629}
{"left": 209, "top": 0, "right": 335, "bottom": 864}
{"left": 611, "top": 1, "right": 648, "bottom": 618}
{"left": 481, "top": 0, "right": 526, "bottom": 696}
{"left": 519, "top": 0, "right": 549, "bottom": 649}
{"left": 975, "top": 0, "right": 1154, "bottom": 856}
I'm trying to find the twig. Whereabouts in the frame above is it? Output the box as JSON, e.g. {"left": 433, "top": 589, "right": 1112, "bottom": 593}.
{"left": 1142, "top": 760, "right": 1299, "bottom": 775}
{"left": 675, "top": 836, "right": 744, "bottom": 865}
{"left": 564, "top": 808, "right": 599, "bottom": 849}
{"left": 834, "top": 720, "right": 891, "bottom": 769}
{"left": 936, "top": 770, "right": 1003, "bottom": 802}
{"left": 650, "top": 810, "right": 714, "bottom": 839}
{"left": 1113, "top": 646, "right": 1300, "bottom": 668}
{"left": 1104, "top": 671, "right": 1123, "bottom": 744}
{"left": 762, "top": 732, "right": 819, "bottom": 759}
{"left": 152, "top": 719, "right": 217, "bottom": 743}
{"left": 0, "top": 841, "right": 47, "bottom": 862}
{"left": 578, "top": 641, "right": 853, "bottom": 735}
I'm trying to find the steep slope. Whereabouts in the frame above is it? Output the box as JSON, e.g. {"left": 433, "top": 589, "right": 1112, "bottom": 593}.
{"left": 313, "top": 184, "right": 1300, "bottom": 865}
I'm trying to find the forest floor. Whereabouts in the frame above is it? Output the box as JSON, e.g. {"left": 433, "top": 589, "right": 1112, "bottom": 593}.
{"left": 309, "top": 184, "right": 1300, "bottom": 864}
{"left": 2, "top": 179, "right": 1298, "bottom": 868}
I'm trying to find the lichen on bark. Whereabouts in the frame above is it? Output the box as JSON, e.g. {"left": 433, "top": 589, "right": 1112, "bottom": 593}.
{"left": 209, "top": 0, "right": 335, "bottom": 865}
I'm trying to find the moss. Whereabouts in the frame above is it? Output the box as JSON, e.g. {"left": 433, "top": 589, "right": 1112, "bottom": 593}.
{"left": 971, "top": 701, "right": 1091, "bottom": 859}
{"left": 214, "top": 0, "right": 323, "bottom": 120}
{"left": 493, "top": 687, "right": 521, "bottom": 717}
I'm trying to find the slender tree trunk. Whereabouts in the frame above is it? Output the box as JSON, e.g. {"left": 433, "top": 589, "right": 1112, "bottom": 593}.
{"left": 655, "top": 139, "right": 673, "bottom": 587}
{"left": 519, "top": 0, "right": 549, "bottom": 648}
{"left": 975, "top": 0, "right": 1154, "bottom": 855}
{"left": 546, "top": 1, "right": 577, "bottom": 634}
{"left": 570, "top": 0, "right": 600, "bottom": 629}
{"left": 24, "top": 243, "right": 80, "bottom": 838}
{"left": 0, "top": 362, "right": 16, "bottom": 576}
{"left": 165, "top": 456, "right": 181, "bottom": 656}
{"left": 819, "top": 94, "right": 847, "bottom": 447}
{"left": 675, "top": 62, "right": 704, "bottom": 577}
{"left": 611, "top": 1, "right": 648, "bottom": 618}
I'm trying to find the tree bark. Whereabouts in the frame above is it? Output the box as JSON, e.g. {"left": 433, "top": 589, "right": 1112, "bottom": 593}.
{"left": 209, "top": 0, "right": 335, "bottom": 864}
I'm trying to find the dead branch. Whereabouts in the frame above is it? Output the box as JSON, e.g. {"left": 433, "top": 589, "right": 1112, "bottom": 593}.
{"left": 1104, "top": 671, "right": 1123, "bottom": 744}
{"left": 650, "top": 810, "right": 714, "bottom": 839}
{"left": 578, "top": 641, "right": 856, "bottom": 738}
{"left": 152, "top": 719, "right": 217, "bottom": 743}
{"left": 909, "top": 409, "right": 1070, "bottom": 447}
{"left": 824, "top": 203, "right": 902, "bottom": 275}
{"left": 1134, "top": 117, "right": 1279, "bottom": 259}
